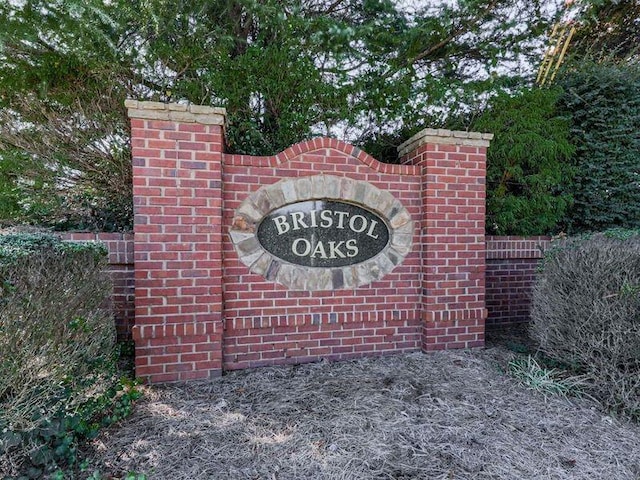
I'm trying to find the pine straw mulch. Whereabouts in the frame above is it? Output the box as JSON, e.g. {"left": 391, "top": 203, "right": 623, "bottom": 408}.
{"left": 90, "top": 340, "right": 640, "bottom": 480}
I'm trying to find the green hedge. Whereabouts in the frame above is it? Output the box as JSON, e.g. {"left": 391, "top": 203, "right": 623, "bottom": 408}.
{"left": 469, "top": 87, "right": 574, "bottom": 235}
{"left": 559, "top": 61, "right": 640, "bottom": 233}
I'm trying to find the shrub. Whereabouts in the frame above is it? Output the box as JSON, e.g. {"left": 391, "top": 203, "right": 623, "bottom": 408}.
{"left": 530, "top": 231, "right": 640, "bottom": 419}
{"left": 0, "top": 233, "right": 123, "bottom": 477}
{"left": 478, "top": 87, "right": 575, "bottom": 235}
{"left": 448, "top": 86, "right": 575, "bottom": 235}
{"left": 558, "top": 61, "right": 640, "bottom": 233}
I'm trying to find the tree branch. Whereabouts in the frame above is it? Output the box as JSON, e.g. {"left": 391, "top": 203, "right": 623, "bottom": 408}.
{"left": 384, "top": 0, "right": 500, "bottom": 78}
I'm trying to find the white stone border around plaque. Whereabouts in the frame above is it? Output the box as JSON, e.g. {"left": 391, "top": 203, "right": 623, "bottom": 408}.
{"left": 229, "top": 175, "right": 415, "bottom": 291}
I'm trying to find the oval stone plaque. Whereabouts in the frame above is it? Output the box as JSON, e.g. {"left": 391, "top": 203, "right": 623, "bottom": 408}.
{"left": 257, "top": 200, "right": 390, "bottom": 268}
{"left": 229, "top": 174, "right": 414, "bottom": 291}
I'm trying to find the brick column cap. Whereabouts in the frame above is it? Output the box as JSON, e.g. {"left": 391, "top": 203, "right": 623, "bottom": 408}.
{"left": 125, "top": 100, "right": 227, "bottom": 128}
{"left": 398, "top": 128, "right": 493, "bottom": 157}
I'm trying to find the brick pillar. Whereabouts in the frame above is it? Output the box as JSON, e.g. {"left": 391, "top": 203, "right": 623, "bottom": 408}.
{"left": 126, "top": 100, "right": 226, "bottom": 382}
{"left": 399, "top": 129, "right": 493, "bottom": 351}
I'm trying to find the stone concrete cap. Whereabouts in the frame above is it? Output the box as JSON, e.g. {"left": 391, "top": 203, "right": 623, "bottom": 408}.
{"left": 125, "top": 100, "right": 227, "bottom": 126}
{"left": 398, "top": 127, "right": 493, "bottom": 156}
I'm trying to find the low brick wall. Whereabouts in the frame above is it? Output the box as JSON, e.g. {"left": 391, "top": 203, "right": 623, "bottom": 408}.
{"left": 485, "top": 236, "right": 551, "bottom": 326}
{"left": 58, "top": 233, "right": 550, "bottom": 340}
{"left": 59, "top": 232, "right": 135, "bottom": 339}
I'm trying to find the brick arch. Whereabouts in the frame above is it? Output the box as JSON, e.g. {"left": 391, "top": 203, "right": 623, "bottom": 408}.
{"left": 225, "top": 137, "right": 416, "bottom": 175}
{"left": 274, "top": 138, "right": 382, "bottom": 170}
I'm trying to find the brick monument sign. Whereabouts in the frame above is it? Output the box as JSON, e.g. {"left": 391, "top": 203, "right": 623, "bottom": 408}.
{"left": 127, "top": 100, "right": 492, "bottom": 383}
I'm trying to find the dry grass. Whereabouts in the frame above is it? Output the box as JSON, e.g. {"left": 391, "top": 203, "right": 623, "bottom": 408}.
{"left": 91, "top": 345, "right": 640, "bottom": 479}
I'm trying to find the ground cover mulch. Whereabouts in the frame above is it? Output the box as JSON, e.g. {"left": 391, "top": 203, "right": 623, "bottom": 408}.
{"left": 91, "top": 334, "right": 640, "bottom": 479}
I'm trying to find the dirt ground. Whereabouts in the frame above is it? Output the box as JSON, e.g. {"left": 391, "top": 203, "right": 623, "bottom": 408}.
{"left": 91, "top": 328, "right": 640, "bottom": 480}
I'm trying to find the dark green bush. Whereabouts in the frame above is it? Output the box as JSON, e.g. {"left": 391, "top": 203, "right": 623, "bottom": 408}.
{"left": 0, "top": 233, "right": 130, "bottom": 478}
{"left": 558, "top": 61, "right": 640, "bottom": 233}
{"left": 466, "top": 87, "right": 575, "bottom": 236}
{"left": 530, "top": 231, "right": 640, "bottom": 419}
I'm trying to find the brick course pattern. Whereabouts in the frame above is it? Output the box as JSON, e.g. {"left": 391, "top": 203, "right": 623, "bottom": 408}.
{"left": 486, "top": 236, "right": 551, "bottom": 326}
{"left": 65, "top": 234, "right": 549, "bottom": 343}
{"left": 127, "top": 100, "right": 225, "bottom": 382}
{"left": 61, "top": 103, "right": 555, "bottom": 383}
{"left": 222, "top": 139, "right": 423, "bottom": 371}
{"left": 398, "top": 129, "right": 493, "bottom": 352}
{"left": 125, "top": 101, "right": 502, "bottom": 382}
{"left": 59, "top": 232, "right": 134, "bottom": 339}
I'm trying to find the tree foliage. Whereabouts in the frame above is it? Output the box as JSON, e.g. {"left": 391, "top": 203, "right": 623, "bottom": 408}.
{"left": 557, "top": 60, "right": 640, "bottom": 233}
{"left": 0, "top": 0, "right": 134, "bottom": 230}
{"left": 570, "top": 0, "right": 640, "bottom": 63}
{"left": 0, "top": 0, "right": 563, "bottom": 230}
{"left": 449, "top": 87, "right": 574, "bottom": 235}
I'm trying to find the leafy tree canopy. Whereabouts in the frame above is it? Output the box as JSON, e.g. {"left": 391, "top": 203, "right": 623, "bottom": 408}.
{"left": 569, "top": 0, "right": 640, "bottom": 63}
{"left": 0, "top": 0, "right": 563, "bottom": 230}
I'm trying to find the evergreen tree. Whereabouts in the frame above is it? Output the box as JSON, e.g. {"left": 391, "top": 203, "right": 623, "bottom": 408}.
{"left": 0, "top": 0, "right": 563, "bottom": 230}
{"left": 457, "top": 87, "right": 574, "bottom": 235}
{"left": 558, "top": 61, "right": 640, "bottom": 232}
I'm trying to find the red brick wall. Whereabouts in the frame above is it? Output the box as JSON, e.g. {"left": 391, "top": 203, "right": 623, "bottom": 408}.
{"left": 60, "top": 232, "right": 134, "bottom": 339}
{"left": 127, "top": 101, "right": 226, "bottom": 382}
{"left": 126, "top": 102, "right": 497, "bottom": 382}
{"left": 62, "top": 103, "right": 560, "bottom": 383}
{"left": 399, "top": 132, "right": 489, "bottom": 351}
{"left": 222, "top": 139, "right": 423, "bottom": 370}
{"left": 486, "top": 236, "right": 551, "bottom": 326}
{"left": 59, "top": 233, "right": 550, "bottom": 343}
